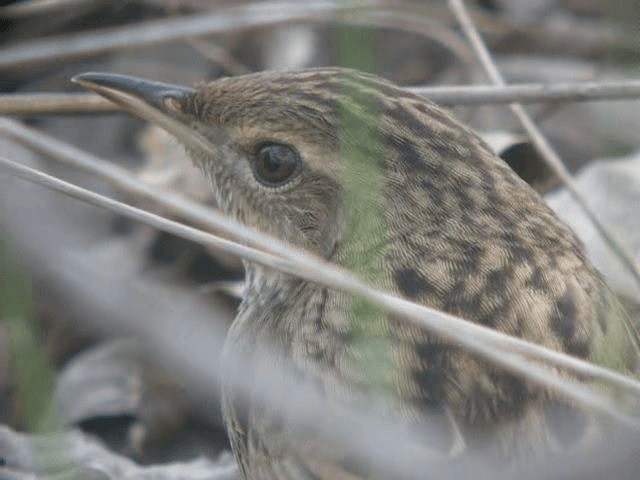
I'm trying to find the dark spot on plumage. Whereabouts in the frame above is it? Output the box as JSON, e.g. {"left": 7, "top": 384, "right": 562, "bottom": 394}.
{"left": 457, "top": 209, "right": 477, "bottom": 234}
{"left": 498, "top": 231, "right": 520, "bottom": 246}
{"left": 528, "top": 222, "right": 553, "bottom": 246}
{"left": 460, "top": 293, "right": 484, "bottom": 320}
{"left": 384, "top": 134, "right": 425, "bottom": 171}
{"left": 482, "top": 372, "right": 529, "bottom": 419}
{"left": 551, "top": 288, "right": 578, "bottom": 341}
{"left": 477, "top": 304, "right": 504, "bottom": 328}
{"left": 567, "top": 339, "right": 590, "bottom": 358}
{"left": 551, "top": 286, "right": 591, "bottom": 357}
{"left": 447, "top": 236, "right": 483, "bottom": 257}
{"left": 486, "top": 269, "right": 512, "bottom": 298}
{"left": 506, "top": 242, "right": 534, "bottom": 263}
{"left": 387, "top": 104, "right": 431, "bottom": 140}
{"left": 460, "top": 243, "right": 483, "bottom": 272}
{"left": 412, "top": 369, "right": 445, "bottom": 406}
{"left": 485, "top": 273, "right": 519, "bottom": 323}
{"left": 445, "top": 280, "right": 483, "bottom": 319}
{"left": 420, "top": 176, "right": 436, "bottom": 191}
{"left": 414, "top": 342, "right": 447, "bottom": 369}
{"left": 498, "top": 373, "right": 528, "bottom": 405}
{"left": 420, "top": 178, "right": 446, "bottom": 207}
{"left": 402, "top": 237, "right": 436, "bottom": 260}
{"left": 526, "top": 265, "right": 548, "bottom": 291}
{"left": 487, "top": 206, "right": 518, "bottom": 231}
{"left": 453, "top": 182, "right": 477, "bottom": 211}
{"left": 428, "top": 138, "right": 466, "bottom": 161}
{"left": 418, "top": 229, "right": 447, "bottom": 248}
{"left": 395, "top": 268, "right": 430, "bottom": 298}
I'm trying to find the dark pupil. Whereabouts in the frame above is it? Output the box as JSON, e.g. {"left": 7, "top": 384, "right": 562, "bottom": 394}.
{"left": 255, "top": 144, "right": 299, "bottom": 186}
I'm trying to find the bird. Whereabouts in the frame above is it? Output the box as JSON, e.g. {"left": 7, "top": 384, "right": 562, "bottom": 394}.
{"left": 73, "top": 68, "right": 639, "bottom": 479}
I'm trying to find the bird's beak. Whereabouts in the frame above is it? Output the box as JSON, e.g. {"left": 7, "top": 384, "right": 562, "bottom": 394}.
{"left": 72, "top": 72, "right": 216, "bottom": 156}
{"left": 72, "top": 72, "right": 193, "bottom": 116}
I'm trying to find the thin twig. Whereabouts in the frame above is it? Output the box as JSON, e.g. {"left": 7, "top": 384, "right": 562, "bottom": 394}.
{"left": 0, "top": 2, "right": 338, "bottom": 68}
{"left": 0, "top": 94, "right": 116, "bottom": 115}
{"left": 412, "top": 80, "right": 640, "bottom": 105}
{"left": 0, "top": 0, "right": 99, "bottom": 17}
{"left": 0, "top": 2, "right": 472, "bottom": 70}
{"left": 448, "top": 0, "right": 640, "bottom": 288}
{"left": 4, "top": 79, "right": 640, "bottom": 116}
{"left": 1, "top": 156, "right": 640, "bottom": 428}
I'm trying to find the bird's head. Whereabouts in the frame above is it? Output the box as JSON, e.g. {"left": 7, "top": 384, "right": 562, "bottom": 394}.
{"left": 73, "top": 69, "right": 403, "bottom": 258}
{"left": 71, "top": 68, "right": 518, "bottom": 268}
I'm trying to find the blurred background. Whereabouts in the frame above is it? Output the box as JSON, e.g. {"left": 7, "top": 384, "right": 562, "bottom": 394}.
{"left": 0, "top": 0, "right": 639, "bottom": 477}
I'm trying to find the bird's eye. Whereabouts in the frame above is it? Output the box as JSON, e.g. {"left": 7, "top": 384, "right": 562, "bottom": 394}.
{"left": 253, "top": 143, "right": 301, "bottom": 187}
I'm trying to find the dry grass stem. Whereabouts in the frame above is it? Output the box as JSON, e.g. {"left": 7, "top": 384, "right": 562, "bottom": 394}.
{"left": 4, "top": 79, "right": 640, "bottom": 116}
{"left": 0, "top": 2, "right": 470, "bottom": 70}
{"left": 0, "top": 0, "right": 99, "bottom": 17}
{"left": 0, "top": 94, "right": 117, "bottom": 115}
{"left": 411, "top": 80, "right": 640, "bottom": 105}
